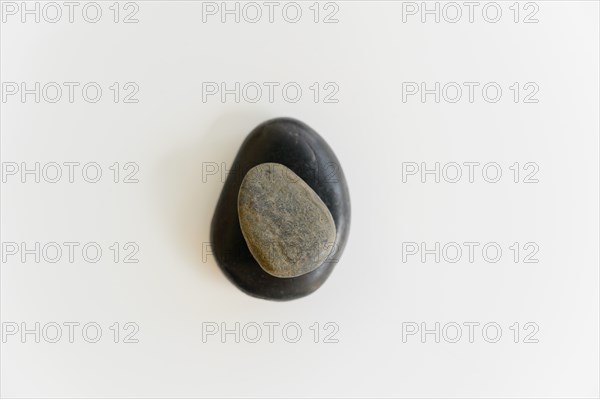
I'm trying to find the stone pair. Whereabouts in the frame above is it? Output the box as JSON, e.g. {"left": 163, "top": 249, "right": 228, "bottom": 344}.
{"left": 211, "top": 118, "right": 350, "bottom": 301}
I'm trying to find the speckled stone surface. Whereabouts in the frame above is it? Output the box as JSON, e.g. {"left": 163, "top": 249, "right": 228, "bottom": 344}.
{"left": 238, "top": 163, "right": 337, "bottom": 278}
{"left": 211, "top": 117, "right": 351, "bottom": 301}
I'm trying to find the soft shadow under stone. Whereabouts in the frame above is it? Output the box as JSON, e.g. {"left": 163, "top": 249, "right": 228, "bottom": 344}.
{"left": 211, "top": 117, "right": 351, "bottom": 301}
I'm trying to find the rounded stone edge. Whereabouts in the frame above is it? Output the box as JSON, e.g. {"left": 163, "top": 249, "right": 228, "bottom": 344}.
{"left": 237, "top": 162, "right": 337, "bottom": 279}
{"left": 210, "top": 117, "right": 351, "bottom": 301}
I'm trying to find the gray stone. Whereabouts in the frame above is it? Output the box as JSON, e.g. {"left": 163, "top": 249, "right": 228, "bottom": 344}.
{"left": 237, "top": 163, "right": 337, "bottom": 278}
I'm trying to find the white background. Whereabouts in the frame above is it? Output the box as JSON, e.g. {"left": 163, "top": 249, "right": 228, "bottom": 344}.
{"left": 1, "top": 1, "right": 599, "bottom": 397}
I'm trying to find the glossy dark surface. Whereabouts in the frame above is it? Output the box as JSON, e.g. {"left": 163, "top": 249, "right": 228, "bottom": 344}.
{"left": 210, "top": 117, "right": 351, "bottom": 301}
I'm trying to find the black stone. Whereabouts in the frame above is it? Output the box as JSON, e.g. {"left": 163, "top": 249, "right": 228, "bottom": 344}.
{"left": 210, "top": 117, "right": 351, "bottom": 301}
